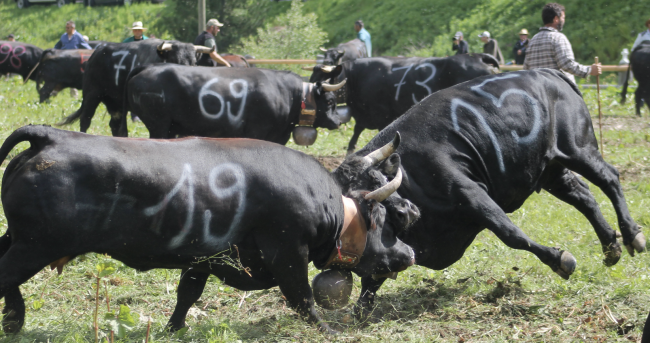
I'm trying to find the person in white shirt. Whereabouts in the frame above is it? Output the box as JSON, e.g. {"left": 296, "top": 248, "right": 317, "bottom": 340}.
{"left": 631, "top": 18, "right": 650, "bottom": 52}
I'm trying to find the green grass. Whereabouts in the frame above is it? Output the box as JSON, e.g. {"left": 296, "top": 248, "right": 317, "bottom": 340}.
{"left": 1, "top": 75, "right": 650, "bottom": 342}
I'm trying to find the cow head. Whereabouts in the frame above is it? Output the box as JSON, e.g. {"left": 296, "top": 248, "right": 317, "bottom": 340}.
{"left": 156, "top": 41, "right": 197, "bottom": 66}
{"left": 304, "top": 64, "right": 344, "bottom": 84}
{"left": 320, "top": 47, "right": 345, "bottom": 65}
{"left": 311, "top": 79, "right": 346, "bottom": 130}
{"left": 336, "top": 133, "right": 420, "bottom": 277}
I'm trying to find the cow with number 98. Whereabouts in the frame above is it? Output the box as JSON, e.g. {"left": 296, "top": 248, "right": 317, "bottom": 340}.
{"left": 124, "top": 64, "right": 346, "bottom": 145}
{"left": 0, "top": 41, "right": 42, "bottom": 82}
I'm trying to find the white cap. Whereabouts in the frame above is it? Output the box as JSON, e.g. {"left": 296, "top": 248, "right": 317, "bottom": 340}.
{"left": 478, "top": 31, "right": 490, "bottom": 38}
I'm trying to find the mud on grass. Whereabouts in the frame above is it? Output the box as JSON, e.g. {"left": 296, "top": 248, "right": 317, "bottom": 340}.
{"left": 1, "top": 78, "right": 650, "bottom": 342}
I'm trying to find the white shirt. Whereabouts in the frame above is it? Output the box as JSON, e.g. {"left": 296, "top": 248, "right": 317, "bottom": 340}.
{"left": 632, "top": 29, "right": 650, "bottom": 52}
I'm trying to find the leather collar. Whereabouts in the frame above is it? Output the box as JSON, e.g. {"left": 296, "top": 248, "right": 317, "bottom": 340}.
{"left": 322, "top": 196, "right": 368, "bottom": 269}
{"left": 300, "top": 82, "right": 316, "bottom": 126}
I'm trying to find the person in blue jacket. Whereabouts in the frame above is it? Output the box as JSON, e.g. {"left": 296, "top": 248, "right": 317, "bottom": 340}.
{"left": 355, "top": 20, "right": 372, "bottom": 57}
{"left": 54, "top": 21, "right": 91, "bottom": 50}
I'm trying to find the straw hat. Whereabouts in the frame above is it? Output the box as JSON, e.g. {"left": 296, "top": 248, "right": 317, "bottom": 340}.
{"left": 130, "top": 21, "right": 147, "bottom": 31}
{"left": 518, "top": 28, "right": 529, "bottom": 35}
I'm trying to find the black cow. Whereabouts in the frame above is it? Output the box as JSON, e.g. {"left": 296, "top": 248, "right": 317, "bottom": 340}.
{"left": 57, "top": 40, "right": 212, "bottom": 137}
{"left": 621, "top": 42, "right": 650, "bottom": 116}
{"left": 332, "top": 69, "right": 645, "bottom": 317}
{"left": 34, "top": 49, "right": 94, "bottom": 102}
{"left": 308, "top": 53, "right": 500, "bottom": 153}
{"left": 87, "top": 40, "right": 108, "bottom": 49}
{"left": 320, "top": 38, "right": 368, "bottom": 66}
{"left": 125, "top": 65, "right": 346, "bottom": 143}
{"left": 0, "top": 41, "right": 42, "bottom": 82}
{"left": 0, "top": 125, "right": 418, "bottom": 334}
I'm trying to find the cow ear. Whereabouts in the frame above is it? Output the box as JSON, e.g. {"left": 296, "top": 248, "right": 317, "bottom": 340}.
{"left": 378, "top": 153, "right": 401, "bottom": 179}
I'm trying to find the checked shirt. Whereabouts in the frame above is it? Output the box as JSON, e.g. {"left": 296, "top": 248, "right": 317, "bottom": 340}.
{"left": 523, "top": 27, "right": 590, "bottom": 84}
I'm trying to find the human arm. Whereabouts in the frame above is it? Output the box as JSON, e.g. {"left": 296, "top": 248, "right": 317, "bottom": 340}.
{"left": 553, "top": 34, "right": 592, "bottom": 78}
{"left": 54, "top": 40, "right": 62, "bottom": 49}
{"left": 210, "top": 52, "right": 231, "bottom": 67}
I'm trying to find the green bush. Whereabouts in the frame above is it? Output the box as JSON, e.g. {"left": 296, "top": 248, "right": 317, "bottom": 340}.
{"left": 236, "top": 0, "right": 328, "bottom": 74}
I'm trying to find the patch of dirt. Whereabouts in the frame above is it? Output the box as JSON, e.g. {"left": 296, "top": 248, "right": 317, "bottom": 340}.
{"left": 599, "top": 116, "right": 650, "bottom": 132}
{"left": 316, "top": 156, "right": 344, "bottom": 172}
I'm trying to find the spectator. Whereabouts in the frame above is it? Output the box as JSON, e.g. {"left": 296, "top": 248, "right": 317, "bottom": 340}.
{"left": 54, "top": 21, "right": 90, "bottom": 97}
{"left": 54, "top": 21, "right": 91, "bottom": 50}
{"left": 193, "top": 18, "right": 231, "bottom": 67}
{"left": 479, "top": 31, "right": 505, "bottom": 64}
{"left": 123, "top": 21, "right": 149, "bottom": 43}
{"left": 523, "top": 3, "right": 601, "bottom": 84}
{"left": 355, "top": 20, "right": 372, "bottom": 57}
{"left": 513, "top": 29, "right": 529, "bottom": 65}
{"left": 631, "top": 18, "right": 650, "bottom": 52}
{"left": 6, "top": 34, "right": 15, "bottom": 42}
{"left": 452, "top": 31, "right": 469, "bottom": 55}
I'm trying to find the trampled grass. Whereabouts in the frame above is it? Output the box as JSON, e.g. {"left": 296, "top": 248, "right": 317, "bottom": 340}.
{"left": 0, "top": 76, "right": 649, "bottom": 342}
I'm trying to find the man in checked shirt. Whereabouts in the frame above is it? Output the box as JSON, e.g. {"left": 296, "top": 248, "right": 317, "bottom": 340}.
{"left": 524, "top": 3, "right": 601, "bottom": 83}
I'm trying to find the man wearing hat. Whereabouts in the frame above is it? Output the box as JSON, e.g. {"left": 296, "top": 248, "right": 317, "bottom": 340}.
{"left": 479, "top": 31, "right": 504, "bottom": 64}
{"left": 194, "top": 18, "right": 231, "bottom": 67}
{"left": 6, "top": 34, "right": 15, "bottom": 42}
{"left": 512, "top": 29, "right": 529, "bottom": 65}
{"left": 123, "top": 21, "right": 149, "bottom": 43}
{"left": 452, "top": 31, "right": 468, "bottom": 55}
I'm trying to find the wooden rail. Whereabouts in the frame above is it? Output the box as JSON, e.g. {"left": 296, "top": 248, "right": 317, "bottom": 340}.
{"left": 246, "top": 59, "right": 630, "bottom": 72}
{"left": 499, "top": 64, "right": 629, "bottom": 72}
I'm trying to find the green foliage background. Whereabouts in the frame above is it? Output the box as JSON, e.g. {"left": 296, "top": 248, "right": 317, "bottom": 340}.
{"left": 237, "top": 0, "right": 328, "bottom": 74}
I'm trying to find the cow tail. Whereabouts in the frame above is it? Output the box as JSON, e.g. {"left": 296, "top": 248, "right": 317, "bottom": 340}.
{"left": 620, "top": 62, "right": 632, "bottom": 105}
{"left": 0, "top": 125, "right": 53, "bottom": 166}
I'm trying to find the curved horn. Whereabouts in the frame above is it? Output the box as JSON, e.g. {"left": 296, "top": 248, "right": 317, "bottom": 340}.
{"left": 157, "top": 42, "right": 173, "bottom": 51}
{"left": 301, "top": 66, "right": 315, "bottom": 71}
{"left": 319, "top": 47, "right": 328, "bottom": 52}
{"left": 322, "top": 79, "right": 346, "bottom": 92}
{"left": 337, "top": 50, "right": 345, "bottom": 54}
{"left": 194, "top": 45, "right": 215, "bottom": 54}
{"left": 321, "top": 65, "right": 335, "bottom": 73}
{"left": 363, "top": 132, "right": 401, "bottom": 166}
{"left": 364, "top": 168, "right": 403, "bottom": 202}
{"left": 23, "top": 62, "right": 40, "bottom": 84}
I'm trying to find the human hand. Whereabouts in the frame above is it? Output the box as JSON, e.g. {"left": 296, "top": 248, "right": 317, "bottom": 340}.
{"left": 226, "top": 62, "right": 232, "bottom": 68}
{"left": 589, "top": 63, "right": 602, "bottom": 76}
{"left": 517, "top": 50, "right": 522, "bottom": 55}
{"left": 453, "top": 39, "right": 459, "bottom": 45}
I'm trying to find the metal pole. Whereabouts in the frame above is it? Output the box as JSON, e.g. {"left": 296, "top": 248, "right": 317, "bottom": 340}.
{"left": 595, "top": 56, "right": 604, "bottom": 157}
{"left": 198, "top": 0, "right": 206, "bottom": 34}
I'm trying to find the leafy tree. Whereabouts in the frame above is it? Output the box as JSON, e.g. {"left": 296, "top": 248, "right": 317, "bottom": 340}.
{"left": 237, "top": 0, "right": 328, "bottom": 74}
{"left": 157, "top": 0, "right": 276, "bottom": 52}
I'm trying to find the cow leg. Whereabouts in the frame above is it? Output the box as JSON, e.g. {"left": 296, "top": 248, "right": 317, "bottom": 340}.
{"left": 166, "top": 269, "right": 209, "bottom": 332}
{"left": 77, "top": 94, "right": 103, "bottom": 133}
{"left": 558, "top": 154, "right": 645, "bottom": 256}
{"left": 461, "top": 183, "right": 574, "bottom": 279}
{"left": 255, "top": 239, "right": 335, "bottom": 334}
{"left": 347, "top": 124, "right": 365, "bottom": 155}
{"left": 354, "top": 276, "right": 387, "bottom": 321}
{"left": 0, "top": 234, "right": 24, "bottom": 334}
{"left": 541, "top": 165, "right": 622, "bottom": 266}
{"left": 107, "top": 111, "right": 128, "bottom": 137}
{"left": 635, "top": 88, "right": 644, "bottom": 116}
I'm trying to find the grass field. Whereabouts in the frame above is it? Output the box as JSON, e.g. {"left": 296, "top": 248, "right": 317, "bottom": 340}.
{"left": 0, "top": 75, "right": 649, "bottom": 342}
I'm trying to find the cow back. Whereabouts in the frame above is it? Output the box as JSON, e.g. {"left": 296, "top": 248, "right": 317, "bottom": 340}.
{"left": 0, "top": 41, "right": 43, "bottom": 81}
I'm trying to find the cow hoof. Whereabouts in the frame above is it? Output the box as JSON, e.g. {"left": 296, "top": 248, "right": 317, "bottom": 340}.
{"left": 602, "top": 242, "right": 622, "bottom": 266}
{"left": 625, "top": 232, "right": 646, "bottom": 256}
{"left": 554, "top": 251, "right": 576, "bottom": 280}
{"left": 1, "top": 310, "right": 24, "bottom": 334}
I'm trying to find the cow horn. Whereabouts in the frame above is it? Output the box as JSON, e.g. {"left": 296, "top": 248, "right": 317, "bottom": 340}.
{"left": 321, "top": 65, "right": 336, "bottom": 73}
{"left": 301, "top": 66, "right": 315, "bottom": 71}
{"left": 363, "top": 132, "right": 401, "bottom": 166}
{"left": 364, "top": 168, "right": 403, "bottom": 202}
{"left": 194, "top": 45, "right": 215, "bottom": 54}
{"left": 157, "top": 42, "right": 173, "bottom": 51}
{"left": 319, "top": 47, "right": 328, "bottom": 52}
{"left": 23, "top": 62, "right": 40, "bottom": 84}
{"left": 322, "top": 79, "right": 346, "bottom": 92}
{"left": 338, "top": 50, "right": 345, "bottom": 54}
